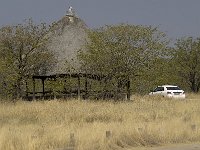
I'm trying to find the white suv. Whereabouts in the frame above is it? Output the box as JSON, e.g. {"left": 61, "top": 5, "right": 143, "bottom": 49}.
{"left": 149, "top": 85, "right": 185, "bottom": 99}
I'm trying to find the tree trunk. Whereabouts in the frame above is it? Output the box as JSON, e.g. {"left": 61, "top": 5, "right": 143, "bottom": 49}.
{"left": 16, "top": 77, "right": 23, "bottom": 99}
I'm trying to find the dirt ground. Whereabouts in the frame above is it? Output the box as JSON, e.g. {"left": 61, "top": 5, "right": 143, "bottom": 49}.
{"left": 129, "top": 144, "right": 200, "bottom": 150}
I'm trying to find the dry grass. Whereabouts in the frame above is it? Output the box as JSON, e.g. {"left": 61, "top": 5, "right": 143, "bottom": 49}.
{"left": 0, "top": 95, "right": 200, "bottom": 150}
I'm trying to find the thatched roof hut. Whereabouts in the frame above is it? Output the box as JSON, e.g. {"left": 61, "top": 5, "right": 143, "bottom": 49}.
{"left": 47, "top": 7, "right": 88, "bottom": 75}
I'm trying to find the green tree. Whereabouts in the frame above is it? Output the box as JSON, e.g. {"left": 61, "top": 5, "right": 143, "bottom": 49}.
{"left": 78, "top": 24, "right": 168, "bottom": 97}
{"left": 173, "top": 37, "right": 200, "bottom": 93}
{"left": 0, "top": 19, "right": 55, "bottom": 99}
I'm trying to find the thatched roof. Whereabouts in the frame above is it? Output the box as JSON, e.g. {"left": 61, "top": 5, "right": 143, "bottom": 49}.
{"left": 46, "top": 8, "right": 88, "bottom": 75}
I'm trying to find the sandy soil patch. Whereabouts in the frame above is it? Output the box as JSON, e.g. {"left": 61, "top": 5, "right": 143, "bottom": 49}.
{"left": 129, "top": 144, "right": 200, "bottom": 150}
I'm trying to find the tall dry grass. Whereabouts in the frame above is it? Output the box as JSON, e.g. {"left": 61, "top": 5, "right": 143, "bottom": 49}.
{"left": 0, "top": 95, "right": 200, "bottom": 150}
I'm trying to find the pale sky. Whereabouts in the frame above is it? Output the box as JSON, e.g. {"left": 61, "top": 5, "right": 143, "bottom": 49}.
{"left": 0, "top": 0, "right": 200, "bottom": 41}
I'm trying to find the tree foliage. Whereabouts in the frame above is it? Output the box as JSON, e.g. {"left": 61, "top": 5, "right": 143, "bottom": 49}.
{"left": 0, "top": 19, "right": 55, "bottom": 98}
{"left": 173, "top": 37, "right": 200, "bottom": 92}
{"left": 78, "top": 24, "right": 168, "bottom": 95}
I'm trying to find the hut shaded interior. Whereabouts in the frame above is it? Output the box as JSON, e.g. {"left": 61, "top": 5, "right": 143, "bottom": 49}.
{"left": 27, "top": 73, "right": 106, "bottom": 100}
{"left": 27, "top": 73, "right": 130, "bottom": 100}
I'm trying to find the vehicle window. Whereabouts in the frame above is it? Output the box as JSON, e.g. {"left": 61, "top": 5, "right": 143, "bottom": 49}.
{"left": 154, "top": 87, "right": 164, "bottom": 92}
{"left": 166, "top": 87, "right": 181, "bottom": 90}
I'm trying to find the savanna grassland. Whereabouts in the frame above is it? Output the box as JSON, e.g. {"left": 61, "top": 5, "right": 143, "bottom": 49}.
{"left": 0, "top": 95, "right": 200, "bottom": 150}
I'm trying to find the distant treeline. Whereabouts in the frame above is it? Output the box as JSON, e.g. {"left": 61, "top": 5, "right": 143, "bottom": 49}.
{"left": 0, "top": 19, "right": 200, "bottom": 100}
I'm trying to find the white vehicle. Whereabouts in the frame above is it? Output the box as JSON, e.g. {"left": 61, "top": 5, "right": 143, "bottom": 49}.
{"left": 149, "top": 85, "right": 185, "bottom": 99}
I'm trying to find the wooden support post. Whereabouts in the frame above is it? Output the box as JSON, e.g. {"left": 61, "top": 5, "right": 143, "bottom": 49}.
{"left": 42, "top": 78, "right": 45, "bottom": 98}
{"left": 69, "top": 74, "right": 72, "bottom": 98}
{"left": 26, "top": 81, "right": 28, "bottom": 97}
{"left": 65, "top": 133, "right": 75, "bottom": 150}
{"left": 84, "top": 75, "right": 88, "bottom": 99}
{"left": 64, "top": 79, "right": 67, "bottom": 91}
{"left": 33, "top": 78, "right": 36, "bottom": 100}
{"left": 69, "top": 133, "right": 75, "bottom": 147}
{"left": 106, "top": 131, "right": 111, "bottom": 139}
{"left": 77, "top": 75, "right": 81, "bottom": 100}
{"left": 126, "top": 78, "right": 131, "bottom": 101}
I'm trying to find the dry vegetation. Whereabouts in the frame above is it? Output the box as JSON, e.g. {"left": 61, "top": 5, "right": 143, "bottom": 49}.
{"left": 0, "top": 94, "right": 200, "bottom": 150}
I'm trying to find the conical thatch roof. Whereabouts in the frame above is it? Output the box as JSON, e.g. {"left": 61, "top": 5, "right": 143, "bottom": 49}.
{"left": 46, "top": 7, "right": 88, "bottom": 75}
